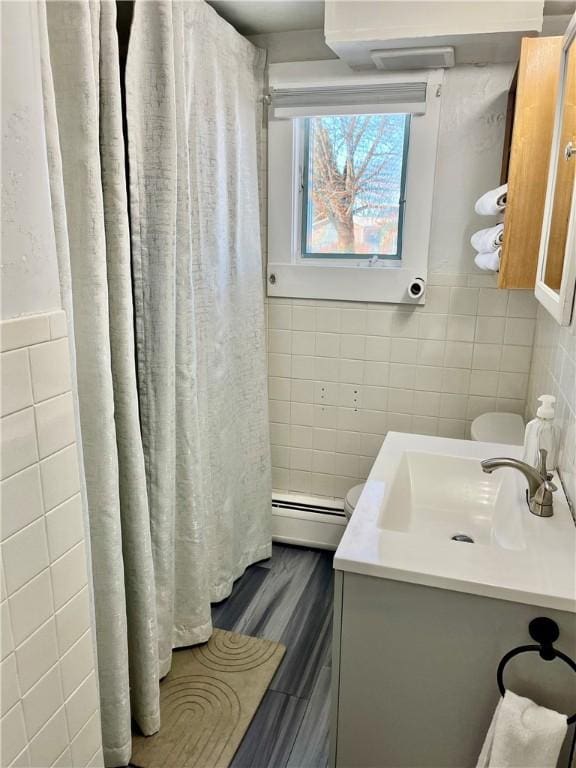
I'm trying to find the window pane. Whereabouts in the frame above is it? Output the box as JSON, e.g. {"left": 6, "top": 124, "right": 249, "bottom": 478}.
{"left": 302, "top": 114, "right": 409, "bottom": 258}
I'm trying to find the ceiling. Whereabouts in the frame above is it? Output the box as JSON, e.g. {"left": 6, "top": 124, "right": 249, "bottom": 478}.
{"left": 207, "top": 0, "right": 324, "bottom": 35}
{"left": 543, "top": 0, "right": 576, "bottom": 14}
{"left": 207, "top": 0, "right": 575, "bottom": 37}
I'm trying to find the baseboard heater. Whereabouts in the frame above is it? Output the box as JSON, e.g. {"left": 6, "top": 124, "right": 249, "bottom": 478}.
{"left": 271, "top": 492, "right": 347, "bottom": 551}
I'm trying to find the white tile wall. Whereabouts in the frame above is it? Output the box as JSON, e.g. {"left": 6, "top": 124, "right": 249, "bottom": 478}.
{"left": 527, "top": 305, "right": 576, "bottom": 511}
{"left": 266, "top": 285, "right": 537, "bottom": 499}
{"left": 0, "top": 311, "right": 103, "bottom": 768}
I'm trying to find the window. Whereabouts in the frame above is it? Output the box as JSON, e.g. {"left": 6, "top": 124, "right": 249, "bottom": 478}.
{"left": 267, "top": 61, "right": 443, "bottom": 304}
{"left": 301, "top": 114, "right": 410, "bottom": 260}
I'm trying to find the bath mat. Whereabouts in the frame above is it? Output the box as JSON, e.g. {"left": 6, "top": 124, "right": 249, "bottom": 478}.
{"left": 131, "top": 629, "right": 285, "bottom": 768}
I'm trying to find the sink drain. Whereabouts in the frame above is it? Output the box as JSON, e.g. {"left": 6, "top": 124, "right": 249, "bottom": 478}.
{"left": 451, "top": 533, "right": 475, "bottom": 543}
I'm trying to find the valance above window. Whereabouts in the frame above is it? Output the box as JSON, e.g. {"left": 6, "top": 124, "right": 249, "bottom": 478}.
{"left": 268, "top": 81, "right": 427, "bottom": 118}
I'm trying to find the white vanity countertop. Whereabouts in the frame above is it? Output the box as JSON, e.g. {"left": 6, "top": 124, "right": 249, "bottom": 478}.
{"left": 334, "top": 432, "right": 576, "bottom": 612}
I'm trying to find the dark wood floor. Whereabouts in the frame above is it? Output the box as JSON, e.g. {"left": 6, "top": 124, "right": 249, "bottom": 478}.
{"left": 212, "top": 543, "right": 335, "bottom": 768}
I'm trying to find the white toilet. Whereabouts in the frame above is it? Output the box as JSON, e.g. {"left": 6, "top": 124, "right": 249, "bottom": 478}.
{"left": 342, "top": 412, "right": 525, "bottom": 520}
{"left": 343, "top": 483, "right": 364, "bottom": 519}
{"left": 469, "top": 411, "right": 525, "bottom": 445}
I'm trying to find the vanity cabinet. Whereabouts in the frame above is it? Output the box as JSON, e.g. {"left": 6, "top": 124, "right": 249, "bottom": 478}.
{"left": 499, "top": 36, "right": 563, "bottom": 289}
{"left": 330, "top": 572, "right": 576, "bottom": 768}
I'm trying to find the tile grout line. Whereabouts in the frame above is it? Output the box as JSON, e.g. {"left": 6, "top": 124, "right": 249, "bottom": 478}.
{"left": 31, "top": 378, "right": 74, "bottom": 754}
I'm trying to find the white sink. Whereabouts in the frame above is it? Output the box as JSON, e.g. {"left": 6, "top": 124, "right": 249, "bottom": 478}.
{"left": 334, "top": 432, "right": 576, "bottom": 612}
{"left": 380, "top": 450, "right": 526, "bottom": 550}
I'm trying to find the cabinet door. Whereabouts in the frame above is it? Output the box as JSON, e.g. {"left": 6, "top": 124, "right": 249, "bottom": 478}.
{"left": 499, "top": 37, "right": 562, "bottom": 289}
{"left": 545, "top": 55, "right": 575, "bottom": 288}
{"left": 535, "top": 14, "right": 576, "bottom": 324}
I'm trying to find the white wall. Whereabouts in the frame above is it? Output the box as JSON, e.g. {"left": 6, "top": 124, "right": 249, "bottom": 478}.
{"left": 263, "top": 63, "right": 539, "bottom": 500}
{"left": 428, "top": 66, "right": 513, "bottom": 274}
{"left": 1, "top": 5, "right": 103, "bottom": 766}
{"left": 527, "top": 307, "right": 576, "bottom": 510}
{"left": 1, "top": 1, "right": 61, "bottom": 320}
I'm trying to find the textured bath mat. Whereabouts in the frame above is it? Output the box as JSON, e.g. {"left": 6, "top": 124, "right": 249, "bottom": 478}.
{"left": 131, "top": 629, "right": 285, "bottom": 768}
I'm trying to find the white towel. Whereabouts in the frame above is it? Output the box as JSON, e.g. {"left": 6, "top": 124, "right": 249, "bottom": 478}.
{"left": 475, "top": 248, "right": 501, "bottom": 272}
{"left": 477, "top": 691, "right": 567, "bottom": 768}
{"left": 471, "top": 224, "right": 504, "bottom": 253}
{"left": 475, "top": 184, "right": 508, "bottom": 216}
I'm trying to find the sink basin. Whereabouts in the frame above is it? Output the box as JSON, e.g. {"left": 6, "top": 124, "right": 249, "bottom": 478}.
{"left": 380, "top": 450, "right": 526, "bottom": 549}
{"left": 334, "top": 432, "right": 575, "bottom": 612}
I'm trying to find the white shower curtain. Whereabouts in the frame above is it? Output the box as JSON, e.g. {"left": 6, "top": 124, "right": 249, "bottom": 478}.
{"left": 39, "top": 2, "right": 158, "bottom": 764}
{"left": 39, "top": 0, "right": 271, "bottom": 765}
{"left": 126, "top": 0, "right": 271, "bottom": 669}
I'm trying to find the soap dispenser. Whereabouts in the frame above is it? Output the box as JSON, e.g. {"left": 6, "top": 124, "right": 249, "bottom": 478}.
{"left": 523, "top": 395, "right": 558, "bottom": 470}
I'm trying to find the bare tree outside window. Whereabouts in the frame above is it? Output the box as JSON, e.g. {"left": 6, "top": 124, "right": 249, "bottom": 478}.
{"left": 302, "top": 113, "right": 409, "bottom": 257}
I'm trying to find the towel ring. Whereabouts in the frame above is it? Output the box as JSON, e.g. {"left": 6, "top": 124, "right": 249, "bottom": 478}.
{"left": 497, "top": 617, "right": 576, "bottom": 725}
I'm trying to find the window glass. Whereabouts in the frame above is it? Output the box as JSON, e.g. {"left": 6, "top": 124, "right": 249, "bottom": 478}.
{"left": 301, "top": 113, "right": 410, "bottom": 259}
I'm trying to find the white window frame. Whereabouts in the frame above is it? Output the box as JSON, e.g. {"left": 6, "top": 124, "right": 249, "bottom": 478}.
{"left": 267, "top": 60, "right": 443, "bottom": 305}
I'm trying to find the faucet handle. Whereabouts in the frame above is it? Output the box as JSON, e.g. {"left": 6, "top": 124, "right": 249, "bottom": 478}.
{"left": 531, "top": 477, "right": 557, "bottom": 517}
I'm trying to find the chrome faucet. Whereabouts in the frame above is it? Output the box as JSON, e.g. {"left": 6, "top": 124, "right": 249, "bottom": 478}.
{"left": 481, "top": 448, "right": 557, "bottom": 518}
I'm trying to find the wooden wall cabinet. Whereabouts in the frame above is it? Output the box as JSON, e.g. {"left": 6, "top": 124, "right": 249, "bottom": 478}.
{"left": 499, "top": 36, "right": 563, "bottom": 289}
